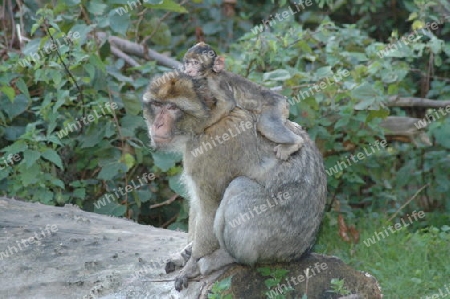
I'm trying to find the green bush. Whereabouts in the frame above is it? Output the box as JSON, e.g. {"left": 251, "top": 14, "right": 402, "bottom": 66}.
{"left": 0, "top": 0, "right": 449, "bottom": 230}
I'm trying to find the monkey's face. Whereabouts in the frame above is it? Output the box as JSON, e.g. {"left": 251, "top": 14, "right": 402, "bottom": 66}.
{"left": 184, "top": 59, "right": 203, "bottom": 78}
{"left": 144, "top": 100, "right": 183, "bottom": 147}
{"left": 183, "top": 43, "right": 217, "bottom": 79}
{"left": 143, "top": 73, "right": 211, "bottom": 150}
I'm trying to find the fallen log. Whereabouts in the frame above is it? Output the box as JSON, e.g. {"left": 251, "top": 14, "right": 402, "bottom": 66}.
{"left": 0, "top": 197, "right": 382, "bottom": 299}
{"left": 380, "top": 116, "right": 431, "bottom": 146}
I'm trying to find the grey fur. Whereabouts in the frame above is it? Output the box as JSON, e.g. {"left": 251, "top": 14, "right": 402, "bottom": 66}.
{"left": 143, "top": 73, "right": 327, "bottom": 291}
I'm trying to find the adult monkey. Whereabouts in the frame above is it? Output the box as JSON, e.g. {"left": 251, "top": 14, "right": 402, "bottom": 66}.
{"left": 143, "top": 72, "right": 326, "bottom": 291}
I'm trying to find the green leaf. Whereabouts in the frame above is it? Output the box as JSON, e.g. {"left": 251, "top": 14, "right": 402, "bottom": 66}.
{"left": 352, "top": 82, "right": 379, "bottom": 99}
{"left": 151, "top": 22, "right": 171, "bottom": 46}
{"left": 107, "top": 66, "right": 133, "bottom": 82}
{"left": 3, "top": 94, "right": 29, "bottom": 119}
{"left": 121, "top": 153, "right": 135, "bottom": 170}
{"left": 412, "top": 20, "right": 425, "bottom": 30}
{"left": 214, "top": 276, "right": 232, "bottom": 290}
{"left": 151, "top": 151, "right": 181, "bottom": 171}
{"left": 351, "top": 82, "right": 384, "bottom": 110}
{"left": 94, "top": 200, "right": 127, "bottom": 217}
{"left": 144, "top": 0, "right": 188, "bottom": 13}
{"left": 99, "top": 40, "right": 111, "bottom": 60}
{"left": 89, "top": 54, "right": 106, "bottom": 73}
{"left": 50, "top": 178, "right": 65, "bottom": 188}
{"left": 69, "top": 24, "right": 96, "bottom": 44}
{"left": 73, "top": 188, "right": 86, "bottom": 199}
{"left": 23, "top": 149, "right": 41, "bottom": 168}
{"left": 434, "top": 55, "right": 442, "bottom": 67}
{"left": 15, "top": 78, "right": 30, "bottom": 99}
{"left": 367, "top": 109, "right": 389, "bottom": 122}
{"left": 47, "top": 135, "right": 63, "bottom": 146}
{"left": 31, "top": 24, "right": 40, "bottom": 35}
{"left": 433, "top": 119, "right": 450, "bottom": 148}
{"left": 0, "top": 167, "right": 11, "bottom": 180}
{"left": 2, "top": 140, "right": 28, "bottom": 155}
{"left": 79, "top": 126, "right": 105, "bottom": 148}
{"left": 342, "top": 52, "right": 368, "bottom": 62}
{"left": 263, "top": 69, "right": 291, "bottom": 81}
{"left": 4, "top": 126, "right": 26, "bottom": 141}
{"left": 121, "top": 115, "right": 146, "bottom": 132}
{"left": 21, "top": 163, "right": 41, "bottom": 186}
{"left": 97, "top": 162, "right": 127, "bottom": 180}
{"left": 41, "top": 148, "right": 63, "bottom": 169}
{"left": 51, "top": 70, "right": 62, "bottom": 86}
{"left": 65, "top": 0, "right": 81, "bottom": 6}
{"left": 408, "top": 12, "right": 418, "bottom": 21}
{"left": 334, "top": 116, "right": 350, "bottom": 129}
{"left": 53, "top": 90, "right": 70, "bottom": 113}
{"left": 34, "top": 189, "right": 54, "bottom": 204}
{"left": 109, "top": 9, "right": 130, "bottom": 36}
{"left": 87, "top": 1, "right": 107, "bottom": 15}
{"left": 1, "top": 86, "right": 15, "bottom": 101}
{"left": 135, "top": 190, "right": 153, "bottom": 203}
{"left": 428, "top": 37, "right": 443, "bottom": 54}
{"left": 256, "top": 267, "right": 272, "bottom": 276}
{"left": 315, "top": 66, "right": 332, "bottom": 79}
{"left": 169, "top": 174, "right": 188, "bottom": 198}
{"left": 122, "top": 94, "right": 142, "bottom": 116}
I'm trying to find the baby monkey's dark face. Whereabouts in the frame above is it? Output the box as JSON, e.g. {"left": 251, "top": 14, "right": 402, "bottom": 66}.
{"left": 183, "top": 58, "right": 202, "bottom": 78}
{"left": 183, "top": 42, "right": 218, "bottom": 79}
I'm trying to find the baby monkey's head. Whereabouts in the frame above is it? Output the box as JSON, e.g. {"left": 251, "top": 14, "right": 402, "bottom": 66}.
{"left": 183, "top": 42, "right": 223, "bottom": 78}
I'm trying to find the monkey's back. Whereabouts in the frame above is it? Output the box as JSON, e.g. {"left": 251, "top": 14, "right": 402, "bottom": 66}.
{"left": 219, "top": 71, "right": 286, "bottom": 112}
{"left": 183, "top": 108, "right": 327, "bottom": 263}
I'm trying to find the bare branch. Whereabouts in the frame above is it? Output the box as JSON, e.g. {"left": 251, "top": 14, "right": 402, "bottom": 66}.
{"left": 110, "top": 45, "right": 140, "bottom": 67}
{"left": 96, "top": 32, "right": 181, "bottom": 69}
{"left": 387, "top": 96, "right": 450, "bottom": 108}
{"left": 150, "top": 195, "right": 179, "bottom": 209}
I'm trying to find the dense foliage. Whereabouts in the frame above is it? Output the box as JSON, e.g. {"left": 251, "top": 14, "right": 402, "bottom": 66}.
{"left": 1, "top": 0, "right": 449, "bottom": 229}
{"left": 1, "top": 0, "right": 450, "bottom": 296}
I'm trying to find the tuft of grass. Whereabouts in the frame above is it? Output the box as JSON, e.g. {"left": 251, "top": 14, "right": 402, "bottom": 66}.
{"left": 314, "top": 212, "right": 450, "bottom": 298}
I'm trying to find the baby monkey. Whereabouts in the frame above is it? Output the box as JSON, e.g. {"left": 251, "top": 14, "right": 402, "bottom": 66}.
{"left": 183, "top": 42, "right": 303, "bottom": 160}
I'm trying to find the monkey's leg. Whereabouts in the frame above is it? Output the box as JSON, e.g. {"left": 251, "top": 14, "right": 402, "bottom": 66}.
{"left": 165, "top": 197, "right": 198, "bottom": 274}
{"left": 165, "top": 242, "right": 192, "bottom": 273}
{"left": 174, "top": 199, "right": 220, "bottom": 291}
{"left": 214, "top": 176, "right": 317, "bottom": 265}
{"left": 258, "top": 106, "right": 304, "bottom": 160}
{"left": 197, "top": 248, "right": 236, "bottom": 275}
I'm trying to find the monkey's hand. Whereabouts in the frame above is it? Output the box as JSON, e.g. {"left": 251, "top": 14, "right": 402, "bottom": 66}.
{"left": 165, "top": 242, "right": 192, "bottom": 273}
{"left": 274, "top": 140, "right": 304, "bottom": 160}
{"left": 174, "top": 257, "right": 200, "bottom": 291}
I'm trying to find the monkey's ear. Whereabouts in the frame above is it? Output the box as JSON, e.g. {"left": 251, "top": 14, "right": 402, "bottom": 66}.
{"left": 143, "top": 92, "right": 152, "bottom": 103}
{"left": 213, "top": 56, "right": 225, "bottom": 73}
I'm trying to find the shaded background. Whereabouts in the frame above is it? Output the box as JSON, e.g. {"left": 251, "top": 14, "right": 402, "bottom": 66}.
{"left": 0, "top": 0, "right": 449, "bottom": 297}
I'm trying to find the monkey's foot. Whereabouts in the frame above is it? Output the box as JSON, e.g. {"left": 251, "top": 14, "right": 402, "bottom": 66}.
{"left": 165, "top": 242, "right": 192, "bottom": 274}
{"left": 174, "top": 276, "right": 189, "bottom": 292}
{"left": 274, "top": 140, "right": 304, "bottom": 160}
{"left": 174, "top": 258, "right": 200, "bottom": 291}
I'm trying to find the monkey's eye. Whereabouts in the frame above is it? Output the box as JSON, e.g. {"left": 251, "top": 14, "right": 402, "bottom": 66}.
{"left": 152, "top": 102, "right": 163, "bottom": 107}
{"left": 193, "top": 60, "right": 199, "bottom": 65}
{"left": 167, "top": 104, "right": 178, "bottom": 110}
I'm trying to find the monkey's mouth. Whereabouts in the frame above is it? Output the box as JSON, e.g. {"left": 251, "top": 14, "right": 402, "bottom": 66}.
{"left": 152, "top": 135, "right": 172, "bottom": 144}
